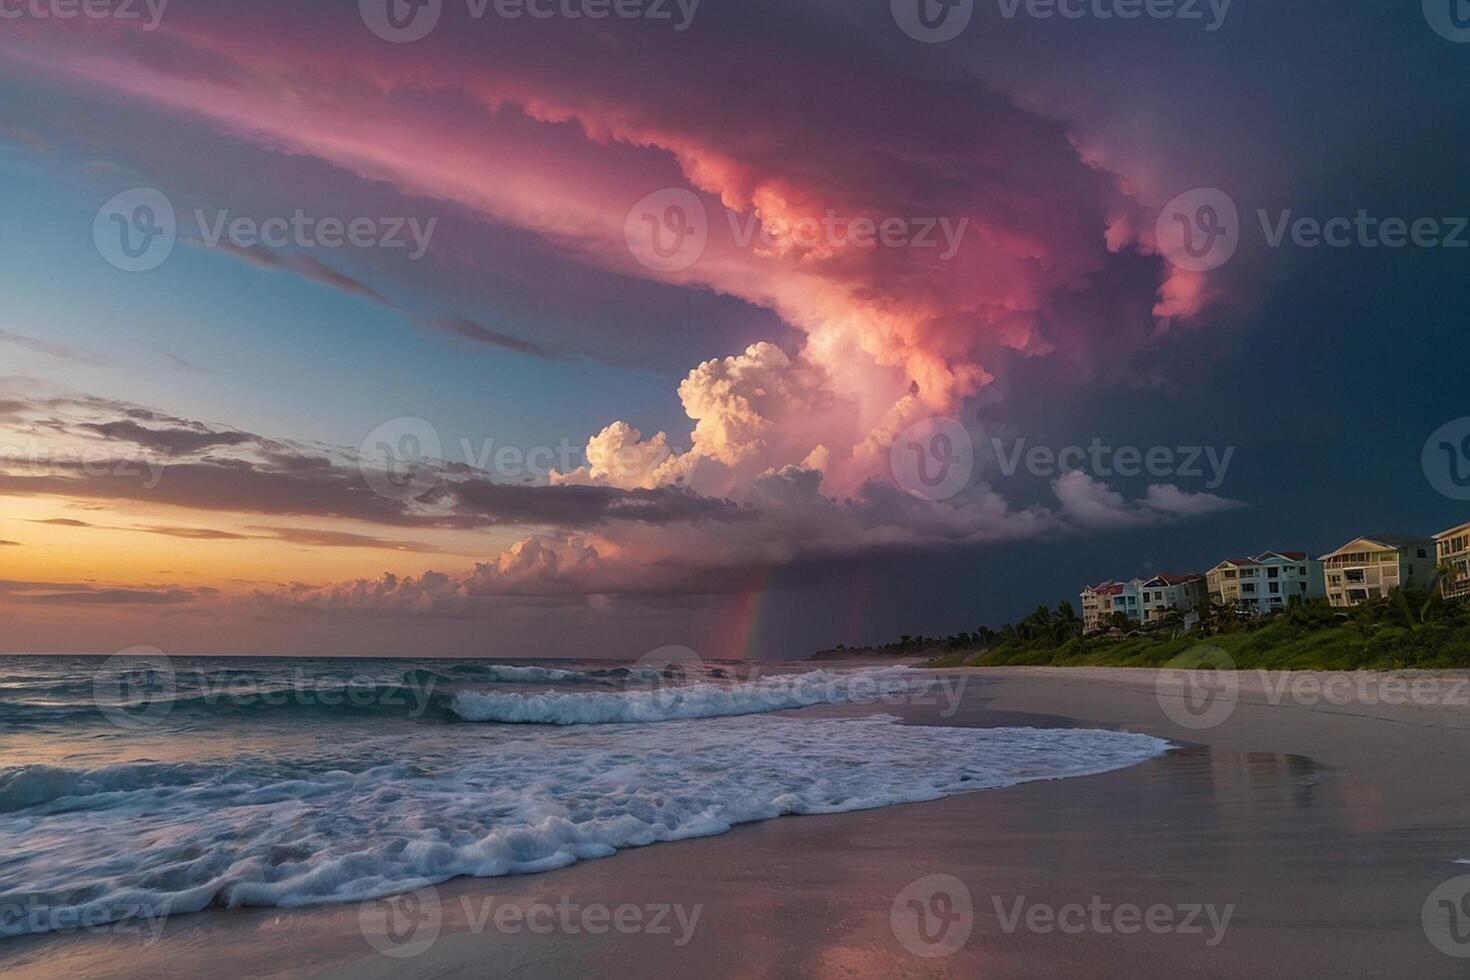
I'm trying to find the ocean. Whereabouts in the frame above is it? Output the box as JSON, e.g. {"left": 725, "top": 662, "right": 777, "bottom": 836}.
{"left": 0, "top": 654, "right": 1170, "bottom": 939}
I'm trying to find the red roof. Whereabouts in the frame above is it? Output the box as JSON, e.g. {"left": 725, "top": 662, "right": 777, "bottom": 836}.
{"left": 1218, "top": 552, "right": 1309, "bottom": 568}
{"left": 1084, "top": 581, "right": 1126, "bottom": 596}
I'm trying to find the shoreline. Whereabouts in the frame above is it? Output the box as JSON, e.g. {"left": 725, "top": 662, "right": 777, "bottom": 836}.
{"left": 3, "top": 666, "right": 1468, "bottom": 978}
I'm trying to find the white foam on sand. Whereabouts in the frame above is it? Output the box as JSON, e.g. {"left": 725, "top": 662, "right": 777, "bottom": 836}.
{"left": 450, "top": 666, "right": 913, "bottom": 724}
{"left": 0, "top": 714, "right": 1170, "bottom": 937}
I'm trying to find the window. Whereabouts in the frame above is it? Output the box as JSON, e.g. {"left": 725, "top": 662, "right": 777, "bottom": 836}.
{"left": 1269, "top": 582, "right": 1280, "bottom": 594}
{"left": 1242, "top": 583, "right": 1256, "bottom": 594}
{"left": 1223, "top": 569, "right": 1236, "bottom": 579}
{"left": 1298, "top": 566, "right": 1307, "bottom": 575}
{"left": 1300, "top": 582, "right": 1308, "bottom": 592}
{"left": 1418, "top": 548, "right": 1428, "bottom": 558}
{"left": 1267, "top": 567, "right": 1279, "bottom": 579}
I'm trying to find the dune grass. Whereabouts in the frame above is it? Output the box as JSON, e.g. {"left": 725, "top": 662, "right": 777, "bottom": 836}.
{"left": 926, "top": 618, "right": 1470, "bottom": 671}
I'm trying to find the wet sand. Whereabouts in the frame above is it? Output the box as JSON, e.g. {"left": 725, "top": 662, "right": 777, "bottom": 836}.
{"left": 3, "top": 667, "right": 1468, "bottom": 979}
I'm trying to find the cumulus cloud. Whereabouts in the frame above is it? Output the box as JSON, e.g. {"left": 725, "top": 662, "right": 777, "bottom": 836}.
{"left": 2, "top": 0, "right": 1230, "bottom": 508}
{"left": 1052, "top": 471, "right": 1243, "bottom": 530}
{"left": 552, "top": 343, "right": 853, "bottom": 495}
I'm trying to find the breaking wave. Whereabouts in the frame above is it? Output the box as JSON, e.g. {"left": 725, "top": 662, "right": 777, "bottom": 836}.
{"left": 0, "top": 715, "right": 1171, "bottom": 937}
{"left": 449, "top": 667, "right": 914, "bottom": 724}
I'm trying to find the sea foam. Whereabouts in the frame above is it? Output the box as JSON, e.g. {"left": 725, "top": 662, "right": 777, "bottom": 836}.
{"left": 0, "top": 714, "right": 1170, "bottom": 937}
{"left": 449, "top": 666, "right": 913, "bottom": 724}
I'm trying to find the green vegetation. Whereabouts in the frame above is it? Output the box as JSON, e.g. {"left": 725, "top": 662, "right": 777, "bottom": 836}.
{"left": 910, "top": 592, "right": 1470, "bottom": 671}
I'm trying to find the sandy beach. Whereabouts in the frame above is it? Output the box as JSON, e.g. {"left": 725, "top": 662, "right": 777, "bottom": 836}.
{"left": 4, "top": 665, "right": 1468, "bottom": 979}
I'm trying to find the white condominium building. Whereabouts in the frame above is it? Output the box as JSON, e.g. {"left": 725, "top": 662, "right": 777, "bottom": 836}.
{"left": 1319, "top": 535, "right": 1436, "bottom": 607}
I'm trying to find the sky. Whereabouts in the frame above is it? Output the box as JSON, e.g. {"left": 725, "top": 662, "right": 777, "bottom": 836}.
{"left": 0, "top": 0, "right": 1466, "bottom": 658}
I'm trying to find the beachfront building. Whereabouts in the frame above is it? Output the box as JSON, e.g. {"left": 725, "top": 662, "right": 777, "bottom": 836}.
{"left": 1319, "top": 535, "right": 1436, "bottom": 608}
{"left": 1139, "top": 573, "right": 1208, "bottom": 625}
{"left": 1079, "top": 579, "right": 1142, "bottom": 632}
{"left": 1206, "top": 552, "right": 1325, "bottom": 616}
{"left": 1434, "top": 522, "right": 1470, "bottom": 601}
